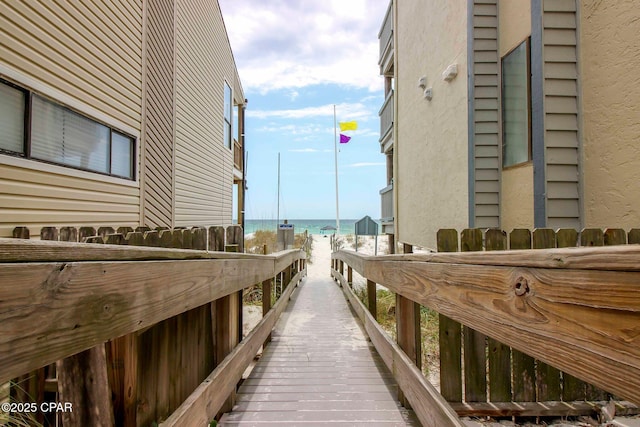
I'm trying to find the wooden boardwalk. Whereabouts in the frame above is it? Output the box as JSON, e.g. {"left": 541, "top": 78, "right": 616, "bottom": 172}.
{"left": 220, "top": 263, "right": 419, "bottom": 426}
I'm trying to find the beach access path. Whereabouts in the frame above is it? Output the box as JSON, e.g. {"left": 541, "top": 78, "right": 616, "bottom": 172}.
{"left": 220, "top": 234, "right": 419, "bottom": 426}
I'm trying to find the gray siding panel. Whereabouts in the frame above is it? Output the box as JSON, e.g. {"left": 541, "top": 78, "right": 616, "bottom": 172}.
{"left": 542, "top": 0, "right": 581, "bottom": 228}
{"left": 468, "top": 0, "right": 500, "bottom": 228}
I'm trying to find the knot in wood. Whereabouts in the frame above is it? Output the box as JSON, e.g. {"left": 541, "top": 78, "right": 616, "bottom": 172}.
{"left": 514, "top": 277, "right": 529, "bottom": 296}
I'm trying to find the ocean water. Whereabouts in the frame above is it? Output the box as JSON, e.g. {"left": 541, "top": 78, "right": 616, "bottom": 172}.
{"left": 244, "top": 219, "right": 379, "bottom": 235}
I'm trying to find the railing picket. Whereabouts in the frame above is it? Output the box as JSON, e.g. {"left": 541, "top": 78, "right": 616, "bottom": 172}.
{"left": 555, "top": 228, "right": 587, "bottom": 401}
{"left": 532, "top": 228, "right": 562, "bottom": 401}
{"left": 437, "top": 229, "right": 463, "bottom": 403}
{"left": 461, "top": 229, "right": 487, "bottom": 403}
{"left": 509, "top": 229, "right": 536, "bottom": 402}
{"left": 396, "top": 244, "right": 422, "bottom": 408}
{"left": 367, "top": 279, "right": 377, "bottom": 320}
{"left": 629, "top": 228, "right": 640, "bottom": 244}
{"left": 60, "top": 226, "right": 78, "bottom": 242}
{"left": 580, "top": 228, "right": 610, "bottom": 401}
{"left": 485, "top": 228, "right": 511, "bottom": 402}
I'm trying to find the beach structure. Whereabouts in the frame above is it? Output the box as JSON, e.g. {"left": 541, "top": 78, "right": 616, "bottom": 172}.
{"left": 0, "top": 0, "right": 246, "bottom": 238}
{"left": 377, "top": 0, "right": 640, "bottom": 250}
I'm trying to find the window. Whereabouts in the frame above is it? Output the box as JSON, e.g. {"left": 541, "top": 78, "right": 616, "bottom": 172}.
{"left": 224, "top": 82, "right": 232, "bottom": 149}
{"left": 0, "top": 79, "right": 135, "bottom": 179}
{"left": 501, "top": 39, "right": 531, "bottom": 168}
{"left": 0, "top": 82, "right": 26, "bottom": 154}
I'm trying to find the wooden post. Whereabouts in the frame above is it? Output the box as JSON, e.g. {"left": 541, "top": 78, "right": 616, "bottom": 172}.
{"left": 556, "top": 228, "right": 586, "bottom": 401}
{"left": 262, "top": 279, "right": 272, "bottom": 346}
{"left": 227, "top": 226, "right": 244, "bottom": 343}
{"left": 56, "top": 228, "right": 116, "bottom": 427}
{"left": 347, "top": 265, "right": 353, "bottom": 287}
{"left": 396, "top": 243, "right": 421, "bottom": 408}
{"left": 437, "top": 229, "right": 462, "bottom": 402}
{"left": 509, "top": 229, "right": 536, "bottom": 402}
{"left": 212, "top": 228, "right": 241, "bottom": 415}
{"left": 533, "top": 228, "right": 562, "bottom": 402}
{"left": 581, "top": 228, "right": 612, "bottom": 401}
{"left": 460, "top": 229, "right": 487, "bottom": 403}
{"left": 485, "top": 229, "right": 511, "bottom": 403}
{"left": 58, "top": 345, "right": 116, "bottom": 427}
{"left": 388, "top": 233, "right": 395, "bottom": 254}
{"left": 367, "top": 279, "right": 377, "bottom": 320}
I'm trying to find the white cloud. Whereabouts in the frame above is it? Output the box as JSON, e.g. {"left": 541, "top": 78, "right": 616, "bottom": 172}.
{"left": 248, "top": 102, "right": 371, "bottom": 120}
{"left": 219, "top": 0, "right": 388, "bottom": 94}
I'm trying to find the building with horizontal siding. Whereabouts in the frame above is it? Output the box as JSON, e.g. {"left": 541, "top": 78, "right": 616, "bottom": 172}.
{"left": 378, "top": 0, "right": 639, "bottom": 250}
{"left": 0, "top": 0, "right": 246, "bottom": 238}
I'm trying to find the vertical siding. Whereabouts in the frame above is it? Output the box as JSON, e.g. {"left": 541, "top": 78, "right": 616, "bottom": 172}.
{"left": 143, "top": 0, "right": 175, "bottom": 228}
{"left": 469, "top": 0, "right": 500, "bottom": 228}
{"left": 0, "top": 0, "right": 143, "bottom": 237}
{"left": 174, "top": 0, "right": 237, "bottom": 227}
{"left": 542, "top": 0, "right": 581, "bottom": 228}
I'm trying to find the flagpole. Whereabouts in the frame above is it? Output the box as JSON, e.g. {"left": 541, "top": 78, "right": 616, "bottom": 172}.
{"left": 333, "top": 105, "right": 340, "bottom": 236}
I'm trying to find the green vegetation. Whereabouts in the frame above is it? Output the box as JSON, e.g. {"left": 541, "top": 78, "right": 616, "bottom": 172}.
{"left": 245, "top": 230, "right": 311, "bottom": 256}
{"left": 0, "top": 379, "right": 43, "bottom": 427}
{"left": 352, "top": 286, "right": 439, "bottom": 378}
{"left": 242, "top": 231, "right": 312, "bottom": 306}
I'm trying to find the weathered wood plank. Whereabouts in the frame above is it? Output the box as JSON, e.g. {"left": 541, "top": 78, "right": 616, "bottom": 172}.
{"left": 334, "top": 269, "right": 464, "bottom": 427}
{"left": 57, "top": 345, "right": 115, "bottom": 427}
{"left": 159, "top": 269, "right": 303, "bottom": 427}
{"left": 336, "top": 255, "right": 640, "bottom": 404}
{"left": 532, "top": 228, "right": 562, "bottom": 402}
{"left": 485, "top": 229, "right": 511, "bottom": 402}
{"left": 461, "top": 229, "right": 486, "bottom": 403}
{"left": 436, "top": 229, "right": 462, "bottom": 403}
{"left": 0, "top": 238, "right": 302, "bottom": 262}
{"left": 450, "top": 401, "right": 640, "bottom": 417}
{"left": 0, "top": 253, "right": 304, "bottom": 384}
{"left": 367, "top": 279, "right": 377, "bottom": 320}
{"left": 509, "top": 229, "right": 536, "bottom": 402}
{"left": 555, "top": 229, "right": 587, "bottom": 401}
{"left": 396, "top": 244, "right": 421, "bottom": 408}
{"left": 332, "top": 245, "right": 640, "bottom": 271}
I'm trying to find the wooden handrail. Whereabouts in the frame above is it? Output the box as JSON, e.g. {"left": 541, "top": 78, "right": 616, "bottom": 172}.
{"left": 161, "top": 268, "right": 305, "bottom": 426}
{"left": 332, "top": 247, "right": 640, "bottom": 405}
{"left": 0, "top": 239, "right": 305, "bottom": 384}
{"left": 332, "top": 267, "right": 464, "bottom": 426}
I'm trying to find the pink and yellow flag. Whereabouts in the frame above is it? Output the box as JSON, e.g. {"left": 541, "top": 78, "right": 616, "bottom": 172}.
{"left": 338, "top": 121, "right": 358, "bottom": 131}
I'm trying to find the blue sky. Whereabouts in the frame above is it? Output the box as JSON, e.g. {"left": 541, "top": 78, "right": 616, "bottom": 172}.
{"left": 219, "top": 0, "right": 389, "bottom": 220}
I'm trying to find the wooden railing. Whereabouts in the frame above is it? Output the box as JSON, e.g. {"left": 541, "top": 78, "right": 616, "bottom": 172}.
{"left": 331, "top": 228, "right": 640, "bottom": 426}
{"left": 233, "top": 138, "right": 243, "bottom": 172}
{"left": 1, "top": 225, "right": 306, "bottom": 426}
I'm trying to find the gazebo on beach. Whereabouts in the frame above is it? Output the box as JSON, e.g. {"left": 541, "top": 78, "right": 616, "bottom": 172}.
{"left": 320, "top": 225, "right": 336, "bottom": 235}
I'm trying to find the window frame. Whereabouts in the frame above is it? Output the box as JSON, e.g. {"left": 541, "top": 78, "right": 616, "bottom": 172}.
{"left": 224, "top": 81, "right": 233, "bottom": 150}
{"left": 501, "top": 37, "right": 532, "bottom": 169}
{"left": 0, "top": 78, "right": 136, "bottom": 180}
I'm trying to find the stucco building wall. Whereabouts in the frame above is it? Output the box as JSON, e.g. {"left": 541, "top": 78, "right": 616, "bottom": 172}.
{"left": 396, "top": 0, "right": 469, "bottom": 249}
{"left": 580, "top": 0, "right": 640, "bottom": 228}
